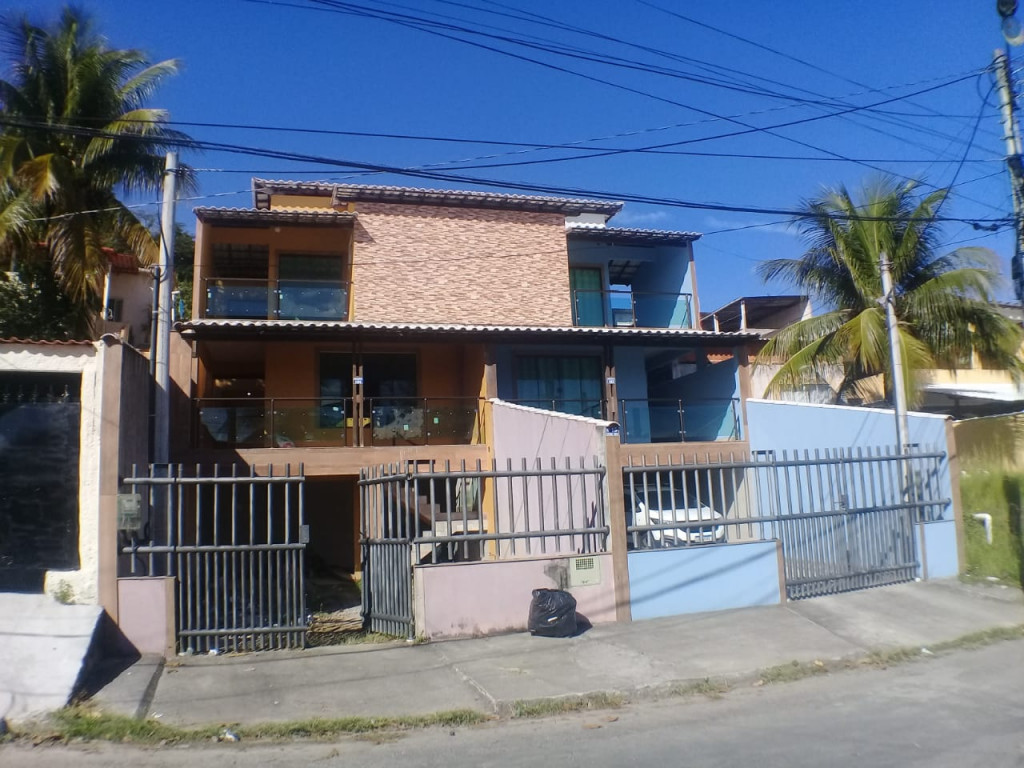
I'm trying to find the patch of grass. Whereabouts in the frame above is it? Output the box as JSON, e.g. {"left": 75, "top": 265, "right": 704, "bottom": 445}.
{"left": 13, "top": 706, "right": 489, "bottom": 745}
{"left": 510, "top": 692, "right": 624, "bottom": 719}
{"left": 47, "top": 708, "right": 218, "bottom": 743}
{"left": 662, "top": 677, "right": 732, "bottom": 699}
{"left": 960, "top": 470, "right": 1024, "bottom": 587}
{"left": 235, "top": 709, "right": 488, "bottom": 740}
{"left": 929, "top": 624, "right": 1024, "bottom": 651}
{"left": 756, "top": 659, "right": 832, "bottom": 685}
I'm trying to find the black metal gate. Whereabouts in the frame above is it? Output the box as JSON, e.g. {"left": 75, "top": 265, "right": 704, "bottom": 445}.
{"left": 0, "top": 373, "right": 82, "bottom": 592}
{"left": 359, "top": 458, "right": 609, "bottom": 638}
{"left": 122, "top": 464, "right": 307, "bottom": 652}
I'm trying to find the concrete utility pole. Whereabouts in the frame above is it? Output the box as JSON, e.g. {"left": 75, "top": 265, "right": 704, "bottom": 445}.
{"left": 879, "top": 251, "right": 909, "bottom": 452}
{"left": 994, "top": 48, "right": 1024, "bottom": 303}
{"left": 153, "top": 152, "right": 178, "bottom": 464}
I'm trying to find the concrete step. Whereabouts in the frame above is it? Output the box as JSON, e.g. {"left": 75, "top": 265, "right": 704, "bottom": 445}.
{"left": 0, "top": 594, "right": 103, "bottom": 722}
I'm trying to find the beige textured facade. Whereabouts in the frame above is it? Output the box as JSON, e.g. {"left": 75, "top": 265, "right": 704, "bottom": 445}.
{"left": 348, "top": 202, "right": 572, "bottom": 326}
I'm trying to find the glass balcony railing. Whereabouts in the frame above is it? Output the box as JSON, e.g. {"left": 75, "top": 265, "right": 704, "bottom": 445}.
{"left": 194, "top": 397, "right": 480, "bottom": 448}
{"left": 572, "top": 289, "right": 693, "bottom": 329}
{"left": 204, "top": 278, "right": 349, "bottom": 320}
{"left": 618, "top": 398, "right": 741, "bottom": 443}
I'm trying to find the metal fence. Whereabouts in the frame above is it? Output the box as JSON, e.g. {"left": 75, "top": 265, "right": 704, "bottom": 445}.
{"left": 624, "top": 446, "right": 949, "bottom": 599}
{"left": 359, "top": 457, "right": 608, "bottom": 637}
{"left": 120, "top": 463, "right": 307, "bottom": 652}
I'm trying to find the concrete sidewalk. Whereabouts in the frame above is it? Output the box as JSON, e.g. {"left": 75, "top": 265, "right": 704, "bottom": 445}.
{"left": 96, "top": 580, "right": 1024, "bottom": 727}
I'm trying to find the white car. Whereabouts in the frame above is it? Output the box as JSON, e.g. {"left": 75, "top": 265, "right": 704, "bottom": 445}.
{"left": 631, "top": 486, "right": 725, "bottom": 545}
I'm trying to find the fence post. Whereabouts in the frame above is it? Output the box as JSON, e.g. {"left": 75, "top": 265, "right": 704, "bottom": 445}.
{"left": 944, "top": 420, "right": 966, "bottom": 577}
{"left": 604, "top": 431, "right": 632, "bottom": 622}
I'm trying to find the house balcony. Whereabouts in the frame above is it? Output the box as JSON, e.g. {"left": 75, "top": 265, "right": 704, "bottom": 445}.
{"left": 619, "top": 398, "right": 741, "bottom": 443}
{"left": 194, "top": 396, "right": 481, "bottom": 449}
{"left": 507, "top": 397, "right": 742, "bottom": 443}
{"left": 571, "top": 288, "right": 693, "bottom": 329}
{"left": 203, "top": 277, "right": 350, "bottom": 321}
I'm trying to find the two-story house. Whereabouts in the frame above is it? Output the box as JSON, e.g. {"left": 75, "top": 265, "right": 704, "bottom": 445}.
{"left": 168, "top": 179, "right": 759, "bottom": 580}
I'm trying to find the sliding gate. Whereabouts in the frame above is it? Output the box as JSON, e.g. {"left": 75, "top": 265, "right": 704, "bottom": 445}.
{"left": 624, "top": 446, "right": 949, "bottom": 601}
{"left": 121, "top": 464, "right": 307, "bottom": 652}
{"left": 767, "top": 448, "right": 947, "bottom": 599}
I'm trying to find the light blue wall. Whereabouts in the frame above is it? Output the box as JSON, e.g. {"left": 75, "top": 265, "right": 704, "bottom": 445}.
{"left": 745, "top": 399, "right": 959, "bottom": 578}
{"left": 627, "top": 541, "right": 782, "bottom": 620}
{"left": 745, "top": 399, "right": 949, "bottom": 454}
{"left": 567, "top": 240, "right": 695, "bottom": 328}
{"left": 918, "top": 520, "right": 960, "bottom": 579}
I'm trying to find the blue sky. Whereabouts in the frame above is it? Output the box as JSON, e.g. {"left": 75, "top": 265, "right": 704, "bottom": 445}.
{"left": 15, "top": 1, "right": 1022, "bottom": 311}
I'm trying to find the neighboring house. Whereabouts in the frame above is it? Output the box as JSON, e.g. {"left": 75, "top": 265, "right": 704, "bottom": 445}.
{"left": 724, "top": 295, "right": 1024, "bottom": 415}
{"left": 98, "top": 248, "right": 154, "bottom": 348}
{"left": 701, "top": 295, "right": 841, "bottom": 404}
{"left": 166, "top": 179, "right": 760, "bottom": 579}
{"left": 916, "top": 302, "right": 1024, "bottom": 418}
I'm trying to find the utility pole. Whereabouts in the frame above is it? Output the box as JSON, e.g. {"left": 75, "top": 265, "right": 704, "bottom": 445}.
{"left": 879, "top": 251, "right": 909, "bottom": 452}
{"left": 153, "top": 151, "right": 178, "bottom": 464}
{"left": 994, "top": 48, "right": 1024, "bottom": 303}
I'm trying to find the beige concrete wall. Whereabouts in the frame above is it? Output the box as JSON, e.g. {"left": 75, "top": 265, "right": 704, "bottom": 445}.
{"left": 954, "top": 413, "right": 1024, "bottom": 471}
{"left": 350, "top": 203, "right": 571, "bottom": 325}
{"left": 415, "top": 552, "right": 616, "bottom": 639}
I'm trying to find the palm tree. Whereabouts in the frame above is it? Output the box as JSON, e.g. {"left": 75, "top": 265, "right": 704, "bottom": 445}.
{"left": 0, "top": 6, "right": 193, "bottom": 334}
{"left": 756, "top": 177, "right": 1024, "bottom": 407}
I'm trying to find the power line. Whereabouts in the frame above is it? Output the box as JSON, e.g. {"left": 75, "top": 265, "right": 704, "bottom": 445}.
{"left": 261, "top": 0, "right": 1006, "bottom": 216}
{"left": 1, "top": 116, "right": 1012, "bottom": 226}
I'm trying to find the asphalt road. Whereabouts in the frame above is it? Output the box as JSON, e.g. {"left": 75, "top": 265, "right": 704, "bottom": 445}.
{"left": 4, "top": 640, "right": 1024, "bottom": 767}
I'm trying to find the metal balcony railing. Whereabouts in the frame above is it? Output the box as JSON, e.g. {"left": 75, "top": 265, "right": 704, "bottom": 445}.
{"left": 194, "top": 396, "right": 481, "bottom": 448}
{"left": 618, "top": 398, "right": 741, "bottom": 443}
{"left": 203, "top": 277, "right": 349, "bottom": 320}
{"left": 572, "top": 289, "right": 693, "bottom": 329}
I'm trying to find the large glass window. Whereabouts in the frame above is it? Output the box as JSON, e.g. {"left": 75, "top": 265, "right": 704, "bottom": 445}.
{"left": 278, "top": 253, "right": 347, "bottom": 320}
{"left": 516, "top": 355, "right": 603, "bottom": 417}
{"left": 318, "top": 353, "right": 418, "bottom": 427}
{"left": 570, "top": 267, "right": 604, "bottom": 326}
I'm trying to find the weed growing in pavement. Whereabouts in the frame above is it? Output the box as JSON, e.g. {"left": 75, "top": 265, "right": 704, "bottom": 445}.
{"left": 510, "top": 692, "right": 625, "bottom": 719}
{"left": 11, "top": 706, "right": 490, "bottom": 745}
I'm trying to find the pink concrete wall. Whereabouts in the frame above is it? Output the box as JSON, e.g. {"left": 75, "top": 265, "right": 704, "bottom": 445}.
{"left": 490, "top": 401, "right": 609, "bottom": 556}
{"left": 416, "top": 553, "right": 616, "bottom": 639}
{"left": 117, "top": 577, "right": 175, "bottom": 656}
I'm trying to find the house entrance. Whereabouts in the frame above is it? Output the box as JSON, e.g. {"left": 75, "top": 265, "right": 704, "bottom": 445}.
{"left": 0, "top": 372, "right": 81, "bottom": 592}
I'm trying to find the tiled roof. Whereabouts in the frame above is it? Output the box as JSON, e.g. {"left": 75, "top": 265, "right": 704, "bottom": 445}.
{"left": 179, "top": 319, "right": 762, "bottom": 343}
{"left": 0, "top": 338, "right": 95, "bottom": 346}
{"left": 194, "top": 207, "right": 357, "bottom": 226}
{"left": 102, "top": 247, "right": 146, "bottom": 273}
{"left": 566, "top": 223, "right": 702, "bottom": 244}
{"left": 251, "top": 179, "right": 623, "bottom": 216}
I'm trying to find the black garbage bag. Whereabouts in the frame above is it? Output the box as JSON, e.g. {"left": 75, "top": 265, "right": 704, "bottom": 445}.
{"left": 528, "top": 588, "right": 577, "bottom": 637}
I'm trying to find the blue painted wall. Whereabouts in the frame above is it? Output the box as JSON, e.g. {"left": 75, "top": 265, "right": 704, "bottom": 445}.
{"left": 745, "top": 399, "right": 949, "bottom": 454}
{"left": 745, "top": 399, "right": 959, "bottom": 578}
{"left": 918, "top": 520, "right": 959, "bottom": 579}
{"left": 627, "top": 541, "right": 782, "bottom": 620}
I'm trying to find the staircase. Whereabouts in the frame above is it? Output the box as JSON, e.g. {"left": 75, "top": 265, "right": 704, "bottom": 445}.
{"left": 0, "top": 594, "right": 104, "bottom": 722}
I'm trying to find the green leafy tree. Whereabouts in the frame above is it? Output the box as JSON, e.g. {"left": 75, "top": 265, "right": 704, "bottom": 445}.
{"left": 0, "top": 6, "right": 193, "bottom": 336}
{"left": 0, "top": 259, "right": 79, "bottom": 339}
{"left": 757, "top": 177, "right": 1024, "bottom": 406}
{"left": 174, "top": 224, "right": 195, "bottom": 320}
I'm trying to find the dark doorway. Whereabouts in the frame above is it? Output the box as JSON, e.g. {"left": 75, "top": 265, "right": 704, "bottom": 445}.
{"left": 0, "top": 372, "right": 82, "bottom": 592}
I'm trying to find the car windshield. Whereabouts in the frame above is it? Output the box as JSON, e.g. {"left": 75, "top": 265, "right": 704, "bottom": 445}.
{"left": 631, "top": 485, "right": 699, "bottom": 510}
